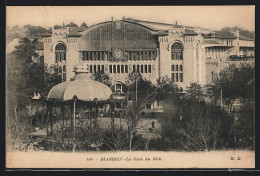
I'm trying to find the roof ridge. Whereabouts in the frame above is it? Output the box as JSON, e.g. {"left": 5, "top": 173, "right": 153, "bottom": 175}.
{"left": 125, "top": 18, "right": 175, "bottom": 26}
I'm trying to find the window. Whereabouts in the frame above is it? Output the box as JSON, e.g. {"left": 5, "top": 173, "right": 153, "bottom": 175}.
{"left": 104, "top": 52, "right": 108, "bottom": 61}
{"left": 180, "top": 65, "right": 183, "bottom": 71}
{"left": 139, "top": 52, "right": 143, "bottom": 61}
{"left": 149, "top": 52, "right": 152, "bottom": 60}
{"left": 133, "top": 65, "right": 136, "bottom": 73}
{"left": 55, "top": 43, "right": 66, "bottom": 63}
{"left": 145, "top": 65, "right": 148, "bottom": 73}
{"left": 92, "top": 52, "right": 95, "bottom": 60}
{"left": 55, "top": 43, "right": 66, "bottom": 82}
{"left": 171, "top": 73, "right": 174, "bottom": 81}
{"left": 121, "top": 65, "right": 124, "bottom": 73}
{"left": 125, "top": 65, "right": 128, "bottom": 73}
{"left": 109, "top": 65, "right": 112, "bottom": 73}
{"left": 97, "top": 65, "right": 100, "bottom": 72}
{"left": 89, "top": 52, "right": 92, "bottom": 61}
{"left": 171, "top": 42, "right": 183, "bottom": 60}
{"left": 55, "top": 43, "right": 66, "bottom": 51}
{"left": 148, "top": 65, "right": 151, "bottom": 73}
{"left": 211, "top": 71, "right": 214, "bottom": 82}
{"left": 171, "top": 64, "right": 183, "bottom": 82}
{"left": 94, "top": 65, "right": 97, "bottom": 73}
{"left": 180, "top": 73, "right": 183, "bottom": 82}
{"left": 137, "top": 65, "right": 140, "bottom": 73}
{"left": 117, "top": 65, "right": 120, "bottom": 73}
{"left": 133, "top": 52, "right": 137, "bottom": 61}
{"left": 108, "top": 52, "right": 111, "bottom": 60}
{"left": 100, "top": 52, "right": 103, "bottom": 61}
{"left": 113, "top": 65, "right": 116, "bottom": 73}
{"left": 116, "top": 84, "right": 121, "bottom": 90}
{"left": 90, "top": 65, "right": 93, "bottom": 73}
{"left": 112, "top": 83, "right": 126, "bottom": 94}
{"left": 144, "top": 52, "right": 147, "bottom": 61}
{"left": 171, "top": 64, "right": 175, "bottom": 71}
{"left": 141, "top": 65, "right": 143, "bottom": 73}
{"left": 101, "top": 65, "right": 104, "bottom": 73}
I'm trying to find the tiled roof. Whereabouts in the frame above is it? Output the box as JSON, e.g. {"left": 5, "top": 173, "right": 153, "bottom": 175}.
{"left": 185, "top": 29, "right": 197, "bottom": 35}
{"left": 204, "top": 40, "right": 221, "bottom": 45}
{"left": 215, "top": 30, "right": 237, "bottom": 39}
{"left": 41, "top": 32, "right": 52, "bottom": 37}
{"left": 67, "top": 31, "right": 82, "bottom": 37}
{"left": 239, "top": 35, "right": 254, "bottom": 41}
{"left": 54, "top": 26, "right": 67, "bottom": 29}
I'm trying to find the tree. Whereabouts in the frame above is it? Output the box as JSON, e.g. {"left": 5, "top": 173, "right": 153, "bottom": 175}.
{"left": 185, "top": 82, "right": 205, "bottom": 102}
{"left": 7, "top": 37, "right": 61, "bottom": 150}
{"left": 65, "top": 22, "right": 78, "bottom": 27}
{"left": 155, "top": 76, "right": 180, "bottom": 103}
{"left": 7, "top": 38, "right": 42, "bottom": 150}
{"left": 54, "top": 25, "right": 62, "bottom": 29}
{"left": 122, "top": 72, "right": 157, "bottom": 150}
{"left": 23, "top": 25, "right": 49, "bottom": 37}
{"left": 91, "top": 71, "right": 112, "bottom": 87}
{"left": 101, "top": 127, "right": 129, "bottom": 151}
{"left": 7, "top": 38, "right": 40, "bottom": 109}
{"left": 160, "top": 94, "right": 234, "bottom": 151}
{"left": 80, "top": 22, "right": 88, "bottom": 28}
{"left": 220, "top": 27, "right": 254, "bottom": 40}
{"left": 207, "top": 63, "right": 255, "bottom": 112}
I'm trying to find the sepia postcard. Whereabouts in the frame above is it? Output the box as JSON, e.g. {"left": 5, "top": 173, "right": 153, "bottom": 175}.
{"left": 6, "top": 6, "right": 255, "bottom": 169}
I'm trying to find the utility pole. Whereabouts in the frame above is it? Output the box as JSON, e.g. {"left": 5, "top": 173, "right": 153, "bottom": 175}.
{"left": 136, "top": 79, "right": 138, "bottom": 104}
{"left": 72, "top": 95, "right": 77, "bottom": 153}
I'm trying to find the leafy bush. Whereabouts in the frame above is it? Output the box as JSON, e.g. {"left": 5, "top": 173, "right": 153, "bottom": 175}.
{"left": 161, "top": 95, "right": 234, "bottom": 151}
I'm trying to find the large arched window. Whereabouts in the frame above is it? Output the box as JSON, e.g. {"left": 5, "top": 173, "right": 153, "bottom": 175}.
{"left": 111, "top": 82, "right": 127, "bottom": 95}
{"left": 171, "top": 42, "right": 183, "bottom": 60}
{"left": 55, "top": 43, "right": 66, "bottom": 82}
{"left": 55, "top": 43, "right": 66, "bottom": 63}
{"left": 111, "top": 81, "right": 127, "bottom": 109}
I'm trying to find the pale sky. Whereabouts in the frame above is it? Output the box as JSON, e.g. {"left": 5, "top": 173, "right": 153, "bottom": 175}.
{"left": 7, "top": 6, "right": 255, "bottom": 31}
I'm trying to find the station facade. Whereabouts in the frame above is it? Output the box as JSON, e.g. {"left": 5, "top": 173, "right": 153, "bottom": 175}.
{"left": 42, "top": 18, "right": 255, "bottom": 93}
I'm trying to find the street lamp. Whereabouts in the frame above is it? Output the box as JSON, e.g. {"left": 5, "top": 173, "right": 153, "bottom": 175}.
{"left": 219, "top": 83, "right": 224, "bottom": 110}
{"left": 135, "top": 77, "right": 140, "bottom": 104}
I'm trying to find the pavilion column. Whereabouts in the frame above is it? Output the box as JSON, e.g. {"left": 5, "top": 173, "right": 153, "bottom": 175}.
{"left": 110, "top": 103, "right": 114, "bottom": 128}
{"left": 73, "top": 96, "right": 77, "bottom": 138}
{"left": 46, "top": 102, "right": 49, "bottom": 134}
{"left": 70, "top": 103, "right": 73, "bottom": 138}
{"left": 50, "top": 103, "right": 53, "bottom": 134}
{"left": 72, "top": 95, "right": 78, "bottom": 153}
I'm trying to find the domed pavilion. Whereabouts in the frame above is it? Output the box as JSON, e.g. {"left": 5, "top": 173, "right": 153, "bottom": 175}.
{"left": 46, "top": 61, "right": 113, "bottom": 136}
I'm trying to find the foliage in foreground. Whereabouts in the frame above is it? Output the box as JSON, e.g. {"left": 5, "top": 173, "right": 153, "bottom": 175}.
{"left": 159, "top": 82, "right": 254, "bottom": 151}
